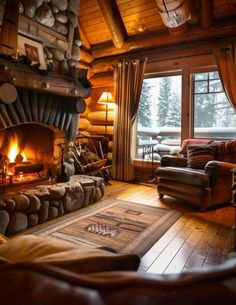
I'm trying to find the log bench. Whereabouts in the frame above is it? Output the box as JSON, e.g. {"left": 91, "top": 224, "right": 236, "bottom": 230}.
{"left": 0, "top": 175, "right": 105, "bottom": 236}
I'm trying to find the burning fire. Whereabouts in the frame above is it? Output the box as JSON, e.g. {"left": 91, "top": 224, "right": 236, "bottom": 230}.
{"left": 8, "top": 134, "right": 27, "bottom": 163}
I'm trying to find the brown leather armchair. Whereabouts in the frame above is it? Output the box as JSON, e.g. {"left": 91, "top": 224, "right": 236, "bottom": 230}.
{"left": 155, "top": 155, "right": 235, "bottom": 210}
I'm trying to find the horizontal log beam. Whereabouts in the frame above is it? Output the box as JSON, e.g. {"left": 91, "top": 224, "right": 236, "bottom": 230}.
{"left": 89, "top": 72, "right": 114, "bottom": 88}
{"left": 0, "top": 60, "right": 91, "bottom": 98}
{"left": 91, "top": 20, "right": 236, "bottom": 59}
{"left": 80, "top": 48, "right": 94, "bottom": 64}
{"left": 79, "top": 61, "right": 92, "bottom": 70}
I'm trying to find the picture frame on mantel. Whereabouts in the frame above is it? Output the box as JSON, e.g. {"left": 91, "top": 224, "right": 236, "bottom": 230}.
{"left": 18, "top": 35, "right": 46, "bottom": 70}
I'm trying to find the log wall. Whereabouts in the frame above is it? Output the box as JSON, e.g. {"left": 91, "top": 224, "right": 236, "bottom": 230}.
{"left": 78, "top": 71, "right": 115, "bottom": 162}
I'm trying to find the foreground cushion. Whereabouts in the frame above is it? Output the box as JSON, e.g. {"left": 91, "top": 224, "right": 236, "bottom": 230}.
{"left": 0, "top": 235, "right": 140, "bottom": 273}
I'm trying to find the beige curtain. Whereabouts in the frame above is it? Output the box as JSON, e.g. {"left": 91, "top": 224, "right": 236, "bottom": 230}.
{"left": 112, "top": 59, "right": 147, "bottom": 181}
{"left": 214, "top": 44, "right": 236, "bottom": 111}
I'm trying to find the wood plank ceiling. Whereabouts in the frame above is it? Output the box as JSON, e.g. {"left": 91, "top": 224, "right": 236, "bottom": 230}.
{"left": 78, "top": 0, "right": 236, "bottom": 60}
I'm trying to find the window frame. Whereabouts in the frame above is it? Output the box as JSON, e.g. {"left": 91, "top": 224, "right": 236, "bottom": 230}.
{"left": 191, "top": 69, "right": 236, "bottom": 140}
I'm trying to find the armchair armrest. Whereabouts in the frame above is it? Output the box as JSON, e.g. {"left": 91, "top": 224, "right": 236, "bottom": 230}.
{"left": 161, "top": 155, "right": 187, "bottom": 167}
{"left": 205, "top": 160, "right": 236, "bottom": 176}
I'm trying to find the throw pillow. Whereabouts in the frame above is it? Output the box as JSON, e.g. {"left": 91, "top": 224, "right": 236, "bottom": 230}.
{"left": 180, "top": 139, "right": 213, "bottom": 156}
{"left": 215, "top": 140, "right": 236, "bottom": 163}
{"left": 187, "top": 145, "right": 215, "bottom": 169}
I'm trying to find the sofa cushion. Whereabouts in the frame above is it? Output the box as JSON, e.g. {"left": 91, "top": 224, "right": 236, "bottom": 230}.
{"left": 215, "top": 140, "right": 236, "bottom": 163}
{"left": 0, "top": 235, "right": 140, "bottom": 273}
{"left": 187, "top": 145, "right": 215, "bottom": 169}
{"left": 179, "top": 139, "right": 213, "bottom": 156}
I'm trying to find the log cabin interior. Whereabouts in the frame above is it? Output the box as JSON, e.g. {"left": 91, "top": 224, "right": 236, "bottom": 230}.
{"left": 0, "top": 0, "right": 236, "bottom": 304}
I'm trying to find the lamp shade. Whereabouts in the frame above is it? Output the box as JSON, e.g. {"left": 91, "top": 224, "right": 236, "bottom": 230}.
{"left": 97, "top": 92, "right": 114, "bottom": 104}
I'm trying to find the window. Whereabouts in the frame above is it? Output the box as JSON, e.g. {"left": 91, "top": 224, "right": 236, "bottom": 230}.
{"left": 136, "top": 75, "right": 182, "bottom": 159}
{"left": 193, "top": 71, "right": 236, "bottom": 139}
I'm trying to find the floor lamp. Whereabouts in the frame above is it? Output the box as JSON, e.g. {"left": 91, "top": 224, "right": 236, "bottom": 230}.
{"left": 98, "top": 91, "right": 114, "bottom": 156}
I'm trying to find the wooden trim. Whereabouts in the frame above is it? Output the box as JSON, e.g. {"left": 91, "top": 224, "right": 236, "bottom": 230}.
{"left": 181, "top": 65, "right": 191, "bottom": 142}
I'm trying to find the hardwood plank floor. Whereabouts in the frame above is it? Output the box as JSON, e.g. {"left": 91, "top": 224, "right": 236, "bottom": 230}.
{"left": 103, "top": 180, "right": 235, "bottom": 275}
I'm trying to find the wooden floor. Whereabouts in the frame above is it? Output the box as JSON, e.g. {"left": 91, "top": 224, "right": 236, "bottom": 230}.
{"left": 103, "top": 180, "right": 235, "bottom": 275}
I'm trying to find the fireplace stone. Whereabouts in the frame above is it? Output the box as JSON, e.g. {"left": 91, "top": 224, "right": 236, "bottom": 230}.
{"left": 0, "top": 175, "right": 105, "bottom": 236}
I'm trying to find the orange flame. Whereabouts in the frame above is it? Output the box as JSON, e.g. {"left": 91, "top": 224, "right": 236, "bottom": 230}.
{"left": 8, "top": 134, "right": 27, "bottom": 162}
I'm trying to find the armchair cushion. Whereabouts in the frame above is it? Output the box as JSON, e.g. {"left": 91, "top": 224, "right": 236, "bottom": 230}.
{"left": 156, "top": 166, "right": 210, "bottom": 187}
{"left": 187, "top": 145, "right": 215, "bottom": 169}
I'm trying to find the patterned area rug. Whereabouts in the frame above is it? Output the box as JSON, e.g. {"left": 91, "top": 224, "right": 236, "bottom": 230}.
{"left": 33, "top": 199, "right": 182, "bottom": 256}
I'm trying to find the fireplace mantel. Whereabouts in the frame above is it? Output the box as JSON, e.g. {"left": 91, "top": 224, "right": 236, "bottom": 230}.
{"left": 0, "top": 59, "right": 91, "bottom": 98}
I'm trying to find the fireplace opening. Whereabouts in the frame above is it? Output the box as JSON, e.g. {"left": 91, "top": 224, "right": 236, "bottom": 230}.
{"left": 0, "top": 123, "right": 60, "bottom": 188}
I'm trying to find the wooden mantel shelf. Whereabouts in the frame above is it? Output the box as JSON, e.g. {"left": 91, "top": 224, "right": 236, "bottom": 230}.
{"left": 0, "top": 59, "right": 91, "bottom": 98}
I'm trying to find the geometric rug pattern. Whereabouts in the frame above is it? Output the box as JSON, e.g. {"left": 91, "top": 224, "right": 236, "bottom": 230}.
{"left": 33, "top": 199, "right": 182, "bottom": 256}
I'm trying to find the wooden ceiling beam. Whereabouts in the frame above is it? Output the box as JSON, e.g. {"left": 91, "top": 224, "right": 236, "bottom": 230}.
{"left": 96, "top": 0, "right": 127, "bottom": 49}
{"left": 91, "top": 20, "right": 236, "bottom": 59}
{"left": 200, "top": 0, "right": 213, "bottom": 28}
{"left": 91, "top": 38, "right": 223, "bottom": 74}
{"left": 78, "top": 21, "right": 91, "bottom": 50}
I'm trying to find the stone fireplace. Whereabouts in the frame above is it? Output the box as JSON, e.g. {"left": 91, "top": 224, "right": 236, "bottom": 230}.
{"left": 0, "top": 76, "right": 88, "bottom": 188}
{"left": 0, "top": 1, "right": 107, "bottom": 237}
{"left": 0, "top": 62, "right": 108, "bottom": 237}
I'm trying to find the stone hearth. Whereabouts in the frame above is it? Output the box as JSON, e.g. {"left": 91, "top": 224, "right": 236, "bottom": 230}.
{"left": 0, "top": 175, "right": 105, "bottom": 236}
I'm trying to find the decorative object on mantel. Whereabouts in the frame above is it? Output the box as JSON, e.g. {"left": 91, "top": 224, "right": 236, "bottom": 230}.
{"left": 18, "top": 35, "right": 46, "bottom": 70}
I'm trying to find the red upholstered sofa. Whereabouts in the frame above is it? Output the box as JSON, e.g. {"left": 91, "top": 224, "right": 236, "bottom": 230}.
{"left": 155, "top": 139, "right": 236, "bottom": 210}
